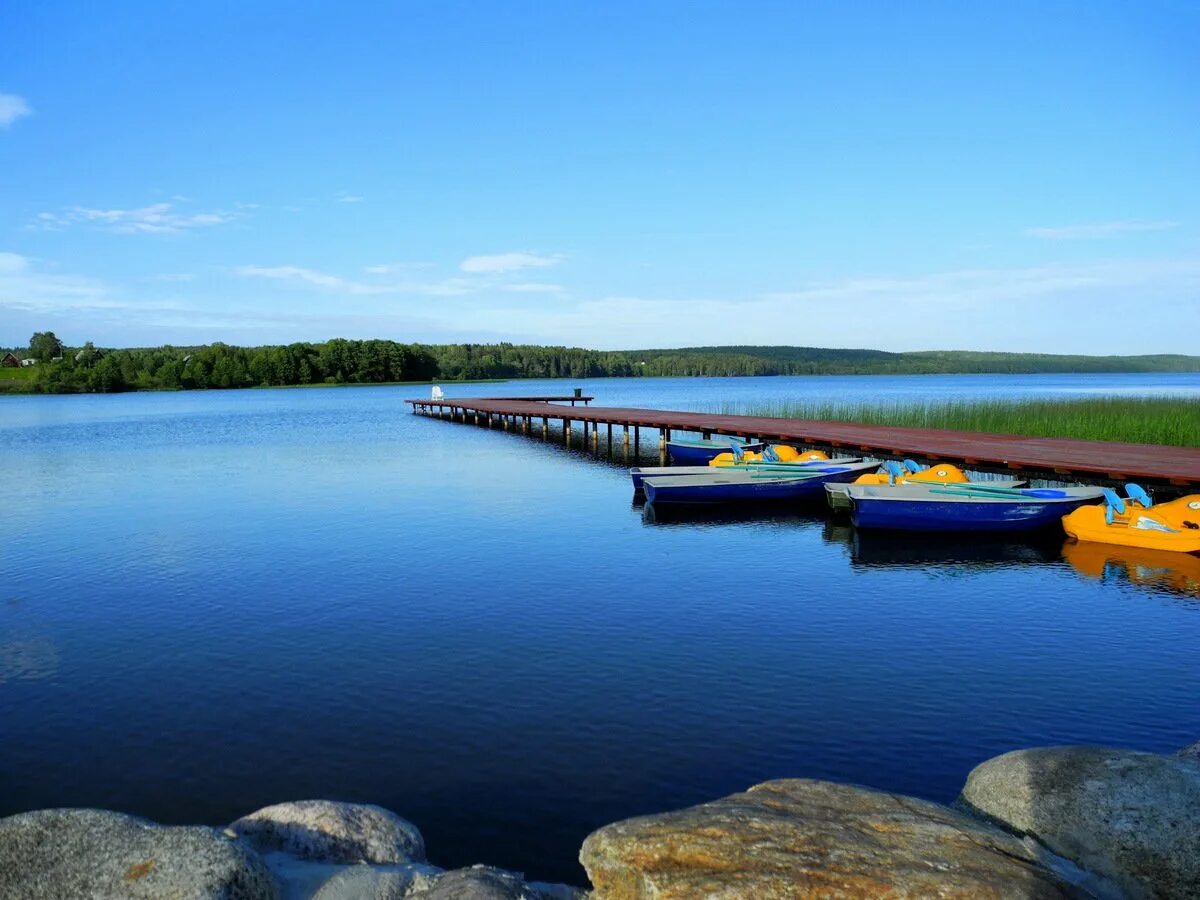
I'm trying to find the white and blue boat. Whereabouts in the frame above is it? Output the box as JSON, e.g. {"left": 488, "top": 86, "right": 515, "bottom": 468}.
{"left": 846, "top": 482, "right": 1107, "bottom": 532}
{"left": 642, "top": 462, "right": 878, "bottom": 505}
{"left": 666, "top": 437, "right": 766, "bottom": 464}
{"left": 630, "top": 457, "right": 861, "bottom": 491}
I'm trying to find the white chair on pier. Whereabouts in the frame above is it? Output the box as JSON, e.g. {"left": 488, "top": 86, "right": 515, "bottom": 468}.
{"left": 431, "top": 385, "right": 445, "bottom": 401}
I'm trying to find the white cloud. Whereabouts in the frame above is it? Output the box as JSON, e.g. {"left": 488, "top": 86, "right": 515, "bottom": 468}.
{"left": 32, "top": 202, "right": 238, "bottom": 234}
{"left": 458, "top": 257, "right": 1200, "bottom": 352}
{"left": 235, "top": 265, "right": 377, "bottom": 293}
{"left": 238, "top": 263, "right": 495, "bottom": 298}
{"left": 0, "top": 93, "right": 31, "bottom": 128}
{"left": 502, "top": 282, "right": 564, "bottom": 294}
{"left": 365, "top": 262, "right": 433, "bottom": 274}
{"left": 336, "top": 192, "right": 364, "bottom": 203}
{"left": 1026, "top": 220, "right": 1178, "bottom": 239}
{"left": 460, "top": 251, "right": 562, "bottom": 274}
{"left": 0, "top": 252, "right": 111, "bottom": 313}
{"left": 0, "top": 251, "right": 30, "bottom": 274}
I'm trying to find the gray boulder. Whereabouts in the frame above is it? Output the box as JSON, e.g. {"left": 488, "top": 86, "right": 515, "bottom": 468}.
{"left": 581, "top": 778, "right": 1080, "bottom": 898}
{"left": 413, "top": 865, "right": 554, "bottom": 899}
{"left": 960, "top": 746, "right": 1200, "bottom": 898}
{"left": 310, "top": 864, "right": 441, "bottom": 899}
{"left": 0, "top": 807, "right": 278, "bottom": 900}
{"left": 231, "top": 801, "right": 425, "bottom": 865}
{"left": 1177, "top": 740, "right": 1200, "bottom": 761}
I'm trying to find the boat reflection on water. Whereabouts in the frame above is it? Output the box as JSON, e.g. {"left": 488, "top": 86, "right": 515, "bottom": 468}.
{"left": 847, "top": 529, "right": 1062, "bottom": 570}
{"left": 1063, "top": 540, "right": 1200, "bottom": 599}
{"left": 640, "top": 501, "right": 829, "bottom": 532}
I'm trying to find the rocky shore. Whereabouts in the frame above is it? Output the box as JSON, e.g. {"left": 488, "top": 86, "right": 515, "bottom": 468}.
{"left": 2, "top": 741, "right": 1196, "bottom": 899}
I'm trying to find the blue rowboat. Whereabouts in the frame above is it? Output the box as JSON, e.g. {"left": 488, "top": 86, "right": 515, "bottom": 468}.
{"left": 643, "top": 462, "right": 878, "bottom": 505}
{"left": 666, "top": 438, "right": 766, "bottom": 464}
{"left": 630, "top": 457, "right": 861, "bottom": 491}
{"left": 847, "top": 483, "right": 1107, "bottom": 533}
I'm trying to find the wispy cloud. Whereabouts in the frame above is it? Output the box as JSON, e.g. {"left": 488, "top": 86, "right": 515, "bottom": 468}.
{"left": 1026, "top": 220, "right": 1178, "bottom": 240}
{"left": 335, "top": 192, "right": 364, "bottom": 204}
{"left": 460, "top": 251, "right": 562, "bottom": 274}
{"left": 32, "top": 202, "right": 239, "bottom": 234}
{"left": 502, "top": 282, "right": 565, "bottom": 294}
{"left": 365, "top": 262, "right": 433, "bottom": 274}
{"left": 236, "top": 264, "right": 479, "bottom": 297}
{"left": 0, "top": 93, "right": 32, "bottom": 128}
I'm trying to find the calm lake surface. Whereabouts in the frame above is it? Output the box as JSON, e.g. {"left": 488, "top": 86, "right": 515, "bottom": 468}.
{"left": 3, "top": 373, "right": 1200, "bottom": 883}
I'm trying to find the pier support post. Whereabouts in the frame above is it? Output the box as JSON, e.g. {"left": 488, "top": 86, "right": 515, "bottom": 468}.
{"left": 634, "top": 427, "right": 640, "bottom": 454}
{"left": 565, "top": 420, "right": 572, "bottom": 446}
{"left": 623, "top": 425, "right": 630, "bottom": 447}
{"left": 542, "top": 417, "right": 548, "bottom": 439}
{"left": 702, "top": 431, "right": 711, "bottom": 440}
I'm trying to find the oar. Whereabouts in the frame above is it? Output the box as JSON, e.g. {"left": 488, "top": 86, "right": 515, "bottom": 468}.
{"left": 929, "top": 486, "right": 1068, "bottom": 499}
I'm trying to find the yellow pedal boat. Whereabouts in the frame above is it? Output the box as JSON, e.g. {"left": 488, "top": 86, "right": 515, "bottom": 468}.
{"left": 709, "top": 446, "right": 826, "bottom": 466}
{"left": 1061, "top": 485, "right": 1200, "bottom": 554}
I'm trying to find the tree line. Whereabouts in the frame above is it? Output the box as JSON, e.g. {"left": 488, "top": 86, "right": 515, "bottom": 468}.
{"left": 2, "top": 333, "right": 1198, "bottom": 394}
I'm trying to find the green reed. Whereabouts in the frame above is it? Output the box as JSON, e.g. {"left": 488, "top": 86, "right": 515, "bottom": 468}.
{"left": 709, "top": 396, "right": 1199, "bottom": 447}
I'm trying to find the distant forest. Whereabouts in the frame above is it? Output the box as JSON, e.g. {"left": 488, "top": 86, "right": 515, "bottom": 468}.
{"left": 2, "top": 332, "right": 1199, "bottom": 394}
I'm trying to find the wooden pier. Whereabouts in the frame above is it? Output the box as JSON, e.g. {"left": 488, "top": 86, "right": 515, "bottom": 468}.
{"left": 406, "top": 396, "right": 1200, "bottom": 488}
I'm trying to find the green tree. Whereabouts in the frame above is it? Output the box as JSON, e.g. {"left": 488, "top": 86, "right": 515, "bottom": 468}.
{"left": 29, "top": 331, "right": 64, "bottom": 362}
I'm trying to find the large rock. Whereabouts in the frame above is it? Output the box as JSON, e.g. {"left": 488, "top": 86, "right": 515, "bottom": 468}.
{"left": 581, "top": 778, "right": 1079, "bottom": 899}
{"left": 960, "top": 746, "right": 1200, "bottom": 899}
{"left": 0, "top": 808, "right": 278, "bottom": 900}
{"left": 230, "top": 801, "right": 425, "bottom": 865}
{"left": 415, "top": 866, "right": 566, "bottom": 899}
{"left": 309, "top": 864, "right": 441, "bottom": 899}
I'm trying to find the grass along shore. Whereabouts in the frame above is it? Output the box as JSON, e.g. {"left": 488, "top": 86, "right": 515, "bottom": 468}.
{"left": 712, "top": 396, "right": 1200, "bottom": 447}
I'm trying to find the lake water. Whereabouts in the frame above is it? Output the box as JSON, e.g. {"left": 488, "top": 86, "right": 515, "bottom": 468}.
{"left": 2, "top": 373, "right": 1199, "bottom": 884}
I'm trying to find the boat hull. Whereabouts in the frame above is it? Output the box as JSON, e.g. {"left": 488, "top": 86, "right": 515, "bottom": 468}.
{"left": 632, "top": 458, "right": 857, "bottom": 491}
{"left": 643, "top": 465, "right": 872, "bottom": 505}
{"left": 850, "top": 494, "right": 1101, "bottom": 532}
{"left": 826, "top": 478, "right": 1028, "bottom": 512}
{"left": 666, "top": 440, "right": 765, "bottom": 464}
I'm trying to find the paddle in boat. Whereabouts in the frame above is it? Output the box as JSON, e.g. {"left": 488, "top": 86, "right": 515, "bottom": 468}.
{"left": 1061, "top": 484, "right": 1200, "bottom": 554}
{"left": 826, "top": 460, "right": 1027, "bottom": 511}
{"left": 642, "top": 461, "right": 879, "bottom": 505}
{"left": 846, "top": 481, "right": 1107, "bottom": 532}
{"left": 666, "top": 436, "right": 766, "bottom": 464}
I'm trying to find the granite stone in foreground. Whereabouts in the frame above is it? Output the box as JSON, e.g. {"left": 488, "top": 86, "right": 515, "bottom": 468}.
{"left": 0, "top": 808, "right": 278, "bottom": 900}
{"left": 581, "top": 778, "right": 1082, "bottom": 899}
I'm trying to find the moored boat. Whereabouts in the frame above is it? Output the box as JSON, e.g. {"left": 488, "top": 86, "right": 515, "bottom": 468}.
{"left": 631, "top": 456, "right": 861, "bottom": 491}
{"left": 1062, "top": 485, "right": 1200, "bottom": 554}
{"left": 666, "top": 437, "right": 766, "bottom": 464}
{"left": 847, "top": 482, "right": 1106, "bottom": 532}
{"left": 643, "top": 461, "right": 878, "bottom": 505}
{"left": 826, "top": 460, "right": 1026, "bottom": 511}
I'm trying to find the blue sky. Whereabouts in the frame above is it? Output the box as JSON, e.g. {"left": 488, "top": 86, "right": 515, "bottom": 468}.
{"left": 2, "top": 1, "right": 1198, "bottom": 353}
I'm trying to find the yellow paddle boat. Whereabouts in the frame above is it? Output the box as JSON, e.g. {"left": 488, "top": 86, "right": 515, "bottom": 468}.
{"left": 1062, "top": 540, "right": 1200, "bottom": 597}
{"left": 709, "top": 445, "right": 824, "bottom": 466}
{"left": 1061, "top": 484, "right": 1200, "bottom": 554}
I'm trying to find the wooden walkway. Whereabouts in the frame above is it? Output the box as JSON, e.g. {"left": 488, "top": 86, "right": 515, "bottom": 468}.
{"left": 407, "top": 397, "right": 1200, "bottom": 487}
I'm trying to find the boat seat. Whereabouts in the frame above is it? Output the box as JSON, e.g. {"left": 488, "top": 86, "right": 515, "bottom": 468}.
{"left": 882, "top": 460, "right": 906, "bottom": 485}
{"left": 1125, "top": 483, "right": 1153, "bottom": 508}
{"left": 1101, "top": 488, "right": 1126, "bottom": 516}
{"left": 903, "top": 459, "right": 922, "bottom": 473}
